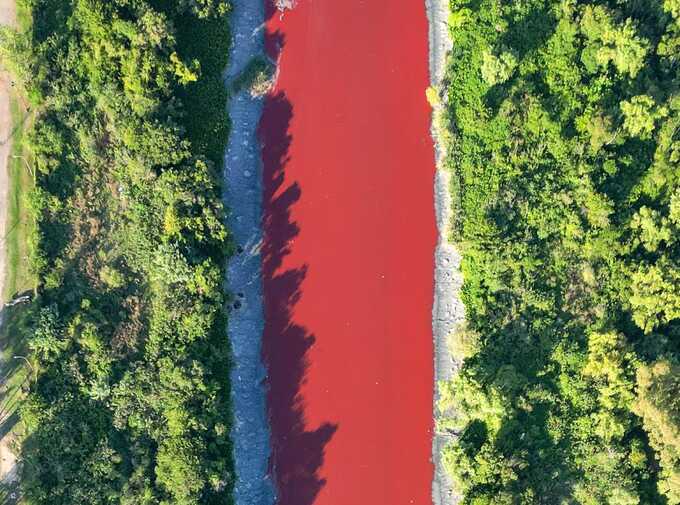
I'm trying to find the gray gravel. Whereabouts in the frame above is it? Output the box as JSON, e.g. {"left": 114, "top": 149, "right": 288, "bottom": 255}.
{"left": 426, "top": 0, "right": 465, "bottom": 504}
{"left": 223, "top": 2, "right": 276, "bottom": 504}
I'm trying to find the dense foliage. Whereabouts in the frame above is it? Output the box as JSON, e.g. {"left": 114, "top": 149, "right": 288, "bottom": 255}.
{"left": 1, "top": 0, "right": 234, "bottom": 503}
{"left": 439, "top": 0, "right": 680, "bottom": 502}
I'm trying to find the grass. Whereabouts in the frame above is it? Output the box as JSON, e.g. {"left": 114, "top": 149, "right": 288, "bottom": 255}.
{"left": 0, "top": 299, "right": 33, "bottom": 505}
{"left": 0, "top": 5, "right": 42, "bottom": 503}
{"left": 0, "top": 303, "right": 32, "bottom": 426}
{"left": 3, "top": 94, "right": 35, "bottom": 303}
{"left": 0, "top": 89, "right": 36, "bottom": 505}
{"left": 15, "top": 0, "right": 31, "bottom": 33}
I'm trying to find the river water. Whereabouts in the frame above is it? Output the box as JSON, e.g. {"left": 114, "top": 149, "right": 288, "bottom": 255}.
{"left": 259, "top": 1, "right": 437, "bottom": 503}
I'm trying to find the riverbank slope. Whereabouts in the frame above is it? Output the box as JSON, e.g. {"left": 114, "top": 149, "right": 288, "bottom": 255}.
{"left": 426, "top": 0, "right": 463, "bottom": 504}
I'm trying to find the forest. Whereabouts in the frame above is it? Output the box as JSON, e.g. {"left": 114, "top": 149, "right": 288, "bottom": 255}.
{"left": 437, "top": 0, "right": 680, "bottom": 503}
{"left": 0, "top": 0, "right": 235, "bottom": 503}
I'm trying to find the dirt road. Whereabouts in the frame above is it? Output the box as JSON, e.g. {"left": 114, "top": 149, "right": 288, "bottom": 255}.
{"left": 260, "top": 1, "right": 436, "bottom": 503}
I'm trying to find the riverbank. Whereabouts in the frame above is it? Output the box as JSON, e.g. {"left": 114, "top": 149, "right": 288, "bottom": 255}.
{"left": 426, "top": 0, "right": 464, "bottom": 504}
{"left": 223, "top": 1, "right": 276, "bottom": 504}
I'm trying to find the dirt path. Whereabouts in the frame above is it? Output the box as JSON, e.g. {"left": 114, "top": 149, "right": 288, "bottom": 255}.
{"left": 260, "top": 1, "right": 436, "bottom": 503}
{"left": 0, "top": 0, "right": 18, "bottom": 487}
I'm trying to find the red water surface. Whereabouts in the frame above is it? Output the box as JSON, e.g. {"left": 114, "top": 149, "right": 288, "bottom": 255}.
{"left": 259, "top": 1, "right": 436, "bottom": 503}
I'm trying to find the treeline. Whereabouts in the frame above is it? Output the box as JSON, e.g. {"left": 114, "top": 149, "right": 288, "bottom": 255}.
{"left": 0, "top": 0, "right": 234, "bottom": 503}
{"left": 439, "top": 0, "right": 680, "bottom": 503}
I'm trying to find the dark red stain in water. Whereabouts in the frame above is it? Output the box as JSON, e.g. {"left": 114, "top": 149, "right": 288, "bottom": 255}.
{"left": 259, "top": 1, "right": 436, "bottom": 503}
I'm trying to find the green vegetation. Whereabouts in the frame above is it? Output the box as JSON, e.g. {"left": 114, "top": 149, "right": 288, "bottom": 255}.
{"left": 0, "top": 88, "right": 37, "bottom": 505}
{"left": 439, "top": 0, "right": 680, "bottom": 502}
{"left": 231, "top": 56, "right": 274, "bottom": 97}
{"left": 0, "top": 0, "right": 235, "bottom": 503}
{"left": 0, "top": 301, "right": 34, "bottom": 503}
{"left": 0, "top": 305, "right": 35, "bottom": 458}
{"left": 3, "top": 95, "right": 36, "bottom": 302}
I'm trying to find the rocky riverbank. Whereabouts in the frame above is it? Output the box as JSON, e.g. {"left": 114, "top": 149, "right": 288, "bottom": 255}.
{"left": 426, "top": 0, "right": 464, "bottom": 503}
{"left": 224, "top": 1, "right": 276, "bottom": 503}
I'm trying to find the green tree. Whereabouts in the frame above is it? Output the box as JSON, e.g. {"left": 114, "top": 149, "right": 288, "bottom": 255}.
{"left": 630, "top": 260, "right": 680, "bottom": 333}
{"left": 580, "top": 6, "right": 649, "bottom": 77}
{"left": 29, "top": 306, "right": 66, "bottom": 361}
{"left": 630, "top": 206, "right": 672, "bottom": 252}
{"left": 635, "top": 360, "right": 680, "bottom": 504}
{"left": 481, "top": 48, "right": 518, "bottom": 85}
{"left": 621, "top": 96, "right": 668, "bottom": 139}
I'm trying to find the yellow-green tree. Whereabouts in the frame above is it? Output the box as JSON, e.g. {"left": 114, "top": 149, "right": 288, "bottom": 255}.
{"left": 634, "top": 360, "right": 680, "bottom": 504}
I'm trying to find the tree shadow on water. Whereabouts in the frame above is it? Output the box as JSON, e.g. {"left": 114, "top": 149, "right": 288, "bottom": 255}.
{"left": 259, "top": 92, "right": 337, "bottom": 505}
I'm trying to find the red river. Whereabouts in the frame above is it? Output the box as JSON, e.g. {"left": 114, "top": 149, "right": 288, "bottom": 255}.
{"left": 260, "top": 1, "right": 437, "bottom": 503}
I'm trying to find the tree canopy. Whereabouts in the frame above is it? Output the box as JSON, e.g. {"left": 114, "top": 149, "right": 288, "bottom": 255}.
{"left": 439, "top": 0, "right": 680, "bottom": 502}
{"left": 1, "top": 0, "right": 235, "bottom": 503}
